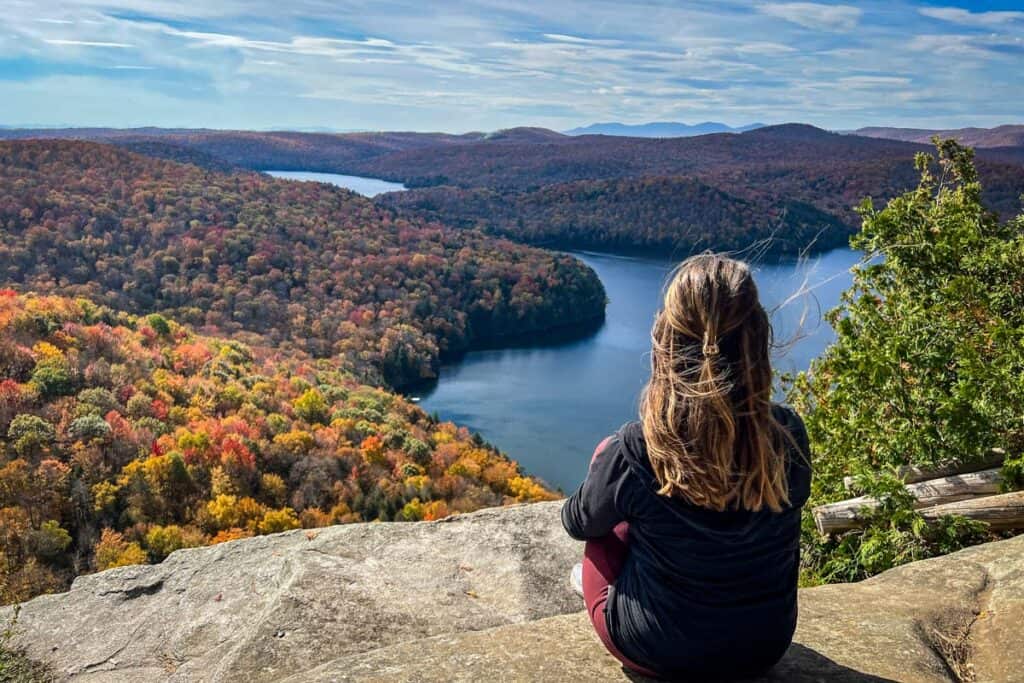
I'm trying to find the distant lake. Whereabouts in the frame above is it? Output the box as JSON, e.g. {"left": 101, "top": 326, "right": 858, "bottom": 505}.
{"left": 415, "top": 249, "right": 862, "bottom": 493}
{"left": 264, "top": 170, "right": 407, "bottom": 197}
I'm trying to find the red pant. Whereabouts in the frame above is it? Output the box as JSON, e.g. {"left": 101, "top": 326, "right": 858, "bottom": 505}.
{"left": 582, "top": 439, "right": 661, "bottom": 678}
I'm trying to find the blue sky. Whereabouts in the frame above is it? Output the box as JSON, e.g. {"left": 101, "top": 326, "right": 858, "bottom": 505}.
{"left": 1, "top": 1, "right": 1022, "bottom": 132}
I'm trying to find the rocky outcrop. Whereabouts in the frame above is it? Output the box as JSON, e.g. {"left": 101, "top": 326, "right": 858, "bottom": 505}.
{"left": 3, "top": 501, "right": 1022, "bottom": 682}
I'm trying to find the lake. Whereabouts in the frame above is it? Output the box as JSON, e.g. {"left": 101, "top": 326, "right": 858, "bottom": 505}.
{"left": 265, "top": 170, "right": 861, "bottom": 494}
{"left": 415, "top": 249, "right": 862, "bottom": 493}
{"left": 264, "top": 170, "right": 406, "bottom": 197}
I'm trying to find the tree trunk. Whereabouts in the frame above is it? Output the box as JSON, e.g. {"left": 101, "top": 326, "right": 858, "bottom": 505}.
{"left": 918, "top": 491, "right": 1024, "bottom": 531}
{"left": 841, "top": 449, "right": 1006, "bottom": 491}
{"left": 813, "top": 468, "right": 1003, "bottom": 535}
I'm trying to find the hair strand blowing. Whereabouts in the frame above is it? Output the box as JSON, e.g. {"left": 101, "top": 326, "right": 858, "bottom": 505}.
{"left": 640, "top": 253, "right": 790, "bottom": 512}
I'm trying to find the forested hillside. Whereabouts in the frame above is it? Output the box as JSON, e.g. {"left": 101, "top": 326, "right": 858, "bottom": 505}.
{"left": 382, "top": 175, "right": 849, "bottom": 255}
{"left": 0, "top": 292, "right": 557, "bottom": 604}
{"left": 855, "top": 124, "right": 1024, "bottom": 148}
{"left": 7, "top": 125, "right": 1024, "bottom": 257}
{"left": 0, "top": 140, "right": 606, "bottom": 388}
{"left": 376, "top": 126, "right": 1024, "bottom": 254}
{"left": 0, "top": 128, "right": 480, "bottom": 174}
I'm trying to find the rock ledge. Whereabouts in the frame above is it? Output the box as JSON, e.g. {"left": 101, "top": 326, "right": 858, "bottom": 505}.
{"left": 2, "top": 501, "right": 1022, "bottom": 682}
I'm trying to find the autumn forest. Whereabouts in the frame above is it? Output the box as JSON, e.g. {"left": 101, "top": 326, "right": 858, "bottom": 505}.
{"left": 3, "top": 124, "right": 1024, "bottom": 606}
{"left": 0, "top": 138, "right": 600, "bottom": 603}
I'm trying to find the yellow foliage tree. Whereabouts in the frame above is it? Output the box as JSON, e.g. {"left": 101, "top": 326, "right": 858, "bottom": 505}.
{"left": 273, "top": 429, "right": 315, "bottom": 455}
{"left": 205, "top": 494, "right": 241, "bottom": 530}
{"left": 400, "top": 498, "right": 425, "bottom": 521}
{"left": 259, "top": 473, "right": 287, "bottom": 507}
{"left": 328, "top": 502, "right": 360, "bottom": 524}
{"left": 94, "top": 529, "right": 148, "bottom": 570}
{"left": 299, "top": 507, "right": 332, "bottom": 528}
{"left": 422, "top": 500, "right": 449, "bottom": 521}
{"left": 508, "top": 476, "right": 559, "bottom": 503}
{"left": 257, "top": 508, "right": 301, "bottom": 535}
{"left": 91, "top": 480, "right": 118, "bottom": 513}
{"left": 145, "top": 524, "right": 205, "bottom": 561}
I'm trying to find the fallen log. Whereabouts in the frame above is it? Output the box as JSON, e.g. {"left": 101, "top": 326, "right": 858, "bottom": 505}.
{"left": 842, "top": 449, "right": 1006, "bottom": 491}
{"left": 813, "top": 468, "right": 1003, "bottom": 535}
{"left": 919, "top": 491, "right": 1024, "bottom": 531}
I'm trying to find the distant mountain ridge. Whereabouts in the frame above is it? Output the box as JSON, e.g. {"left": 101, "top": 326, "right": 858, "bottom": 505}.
{"left": 564, "top": 121, "right": 764, "bottom": 137}
{"left": 3, "top": 123, "right": 1023, "bottom": 257}
{"left": 855, "top": 124, "right": 1024, "bottom": 148}
{"left": 482, "top": 127, "right": 567, "bottom": 142}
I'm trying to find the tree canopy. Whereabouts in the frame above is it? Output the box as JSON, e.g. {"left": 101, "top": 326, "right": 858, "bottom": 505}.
{"left": 0, "top": 292, "right": 558, "bottom": 605}
{"left": 791, "top": 140, "right": 1024, "bottom": 582}
{"left": 0, "top": 140, "right": 605, "bottom": 388}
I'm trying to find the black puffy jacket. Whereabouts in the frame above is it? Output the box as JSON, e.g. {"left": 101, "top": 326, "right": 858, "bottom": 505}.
{"left": 561, "top": 405, "right": 812, "bottom": 679}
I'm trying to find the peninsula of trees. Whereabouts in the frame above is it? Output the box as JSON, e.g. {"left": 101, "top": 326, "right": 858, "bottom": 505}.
{"left": 0, "top": 140, "right": 606, "bottom": 388}
{"left": 0, "top": 139, "right": 604, "bottom": 603}
{"left": 0, "top": 292, "right": 558, "bottom": 604}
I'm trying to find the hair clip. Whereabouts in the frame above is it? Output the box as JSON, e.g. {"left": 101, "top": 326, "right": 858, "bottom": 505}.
{"left": 702, "top": 331, "right": 719, "bottom": 357}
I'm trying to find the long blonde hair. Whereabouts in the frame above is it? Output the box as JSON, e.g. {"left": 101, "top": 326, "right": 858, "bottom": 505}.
{"left": 639, "top": 253, "right": 789, "bottom": 512}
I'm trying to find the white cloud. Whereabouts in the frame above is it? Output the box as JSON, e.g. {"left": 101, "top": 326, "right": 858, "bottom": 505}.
{"left": 734, "top": 42, "right": 797, "bottom": 55}
{"left": 919, "top": 7, "right": 1024, "bottom": 28}
{"left": 164, "top": 29, "right": 497, "bottom": 76}
{"left": 44, "top": 39, "right": 135, "bottom": 48}
{"left": 542, "top": 33, "right": 621, "bottom": 46}
{"left": 838, "top": 75, "right": 911, "bottom": 88}
{"left": 758, "top": 3, "right": 862, "bottom": 32}
{"left": 908, "top": 33, "right": 1024, "bottom": 59}
{"left": 0, "top": 0, "right": 1021, "bottom": 131}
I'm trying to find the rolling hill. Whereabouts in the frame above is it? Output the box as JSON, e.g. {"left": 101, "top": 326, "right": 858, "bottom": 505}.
{"left": 382, "top": 175, "right": 849, "bottom": 256}
{"left": 564, "top": 121, "right": 764, "bottom": 137}
{"left": 0, "top": 139, "right": 606, "bottom": 388}
{"left": 855, "top": 124, "right": 1024, "bottom": 148}
{"left": 5, "top": 124, "right": 1024, "bottom": 257}
{"left": 0, "top": 290, "right": 560, "bottom": 604}
{"left": 374, "top": 125, "right": 1024, "bottom": 254}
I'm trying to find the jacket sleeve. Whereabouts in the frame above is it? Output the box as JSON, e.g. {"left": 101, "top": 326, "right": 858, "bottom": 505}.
{"left": 785, "top": 408, "right": 813, "bottom": 509}
{"left": 561, "top": 435, "right": 630, "bottom": 540}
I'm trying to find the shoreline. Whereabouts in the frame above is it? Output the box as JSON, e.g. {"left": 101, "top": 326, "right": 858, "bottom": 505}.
{"left": 395, "top": 310, "right": 608, "bottom": 396}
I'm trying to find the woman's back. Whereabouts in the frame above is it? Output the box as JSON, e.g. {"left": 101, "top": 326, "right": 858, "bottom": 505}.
{"left": 563, "top": 406, "right": 810, "bottom": 677}
{"left": 562, "top": 253, "right": 813, "bottom": 679}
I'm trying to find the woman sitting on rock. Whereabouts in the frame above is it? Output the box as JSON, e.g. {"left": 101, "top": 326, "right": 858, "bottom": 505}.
{"left": 562, "top": 253, "right": 812, "bottom": 680}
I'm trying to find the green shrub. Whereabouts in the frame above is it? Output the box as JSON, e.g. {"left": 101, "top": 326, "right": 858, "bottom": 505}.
{"left": 30, "top": 521, "right": 72, "bottom": 562}
{"left": 74, "top": 388, "right": 120, "bottom": 418}
{"left": 293, "top": 389, "right": 329, "bottom": 425}
{"left": 125, "top": 393, "right": 153, "bottom": 419}
{"left": 403, "top": 437, "right": 431, "bottom": 465}
{"left": 68, "top": 415, "right": 112, "bottom": 442}
{"left": 145, "top": 314, "right": 171, "bottom": 336}
{"left": 1, "top": 607, "right": 54, "bottom": 682}
{"left": 7, "top": 415, "right": 56, "bottom": 459}
{"left": 30, "top": 359, "right": 73, "bottom": 398}
{"left": 145, "top": 525, "right": 204, "bottom": 562}
{"left": 790, "top": 140, "right": 1024, "bottom": 582}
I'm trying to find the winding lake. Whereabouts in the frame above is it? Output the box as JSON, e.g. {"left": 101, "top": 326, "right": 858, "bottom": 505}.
{"left": 264, "top": 170, "right": 406, "bottom": 197}
{"left": 265, "top": 170, "right": 861, "bottom": 494}
{"left": 416, "top": 249, "right": 862, "bottom": 493}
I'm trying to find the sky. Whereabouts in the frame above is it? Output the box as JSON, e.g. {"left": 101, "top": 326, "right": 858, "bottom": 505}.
{"left": 1, "top": 1, "right": 1022, "bottom": 132}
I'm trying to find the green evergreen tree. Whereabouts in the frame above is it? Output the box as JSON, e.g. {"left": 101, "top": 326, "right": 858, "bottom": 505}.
{"left": 791, "top": 140, "right": 1024, "bottom": 582}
